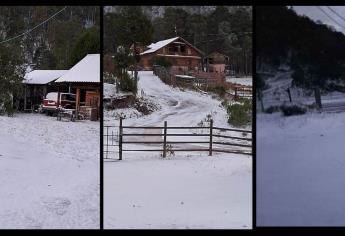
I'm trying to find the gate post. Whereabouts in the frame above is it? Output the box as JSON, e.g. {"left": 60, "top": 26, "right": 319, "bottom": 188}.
{"left": 119, "top": 117, "right": 123, "bottom": 160}
{"left": 209, "top": 119, "right": 213, "bottom": 156}
{"left": 163, "top": 121, "right": 167, "bottom": 158}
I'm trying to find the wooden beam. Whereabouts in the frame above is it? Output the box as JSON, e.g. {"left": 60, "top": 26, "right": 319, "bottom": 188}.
{"left": 76, "top": 87, "right": 81, "bottom": 115}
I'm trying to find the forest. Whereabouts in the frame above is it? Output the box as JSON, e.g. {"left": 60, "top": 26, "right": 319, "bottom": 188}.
{"left": 0, "top": 6, "right": 100, "bottom": 113}
{"left": 257, "top": 6, "right": 345, "bottom": 90}
{"left": 104, "top": 6, "right": 252, "bottom": 76}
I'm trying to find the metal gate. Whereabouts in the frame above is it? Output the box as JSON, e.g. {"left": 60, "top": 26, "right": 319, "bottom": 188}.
{"left": 103, "top": 125, "right": 119, "bottom": 160}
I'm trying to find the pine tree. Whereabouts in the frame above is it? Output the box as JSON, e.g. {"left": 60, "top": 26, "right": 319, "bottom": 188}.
{"left": 0, "top": 44, "right": 25, "bottom": 116}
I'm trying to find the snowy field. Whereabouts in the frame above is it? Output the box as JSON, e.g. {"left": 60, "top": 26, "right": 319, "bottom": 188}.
{"left": 257, "top": 112, "right": 345, "bottom": 226}
{"left": 104, "top": 71, "right": 252, "bottom": 229}
{"left": 105, "top": 152, "right": 252, "bottom": 229}
{"left": 0, "top": 114, "right": 99, "bottom": 229}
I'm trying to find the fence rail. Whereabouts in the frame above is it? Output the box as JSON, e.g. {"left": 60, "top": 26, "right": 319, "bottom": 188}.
{"left": 104, "top": 118, "right": 252, "bottom": 160}
{"left": 153, "top": 65, "right": 252, "bottom": 100}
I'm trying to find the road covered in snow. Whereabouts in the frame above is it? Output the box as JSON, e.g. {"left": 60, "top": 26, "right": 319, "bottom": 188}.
{"left": 104, "top": 71, "right": 252, "bottom": 229}
{"left": 105, "top": 71, "right": 232, "bottom": 128}
{"left": 0, "top": 114, "right": 99, "bottom": 229}
{"left": 257, "top": 112, "right": 345, "bottom": 226}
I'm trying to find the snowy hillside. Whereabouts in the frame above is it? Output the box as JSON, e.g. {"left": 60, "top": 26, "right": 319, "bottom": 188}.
{"left": 257, "top": 112, "right": 345, "bottom": 226}
{"left": 0, "top": 114, "right": 99, "bottom": 229}
{"left": 104, "top": 71, "right": 252, "bottom": 229}
{"left": 258, "top": 71, "right": 345, "bottom": 111}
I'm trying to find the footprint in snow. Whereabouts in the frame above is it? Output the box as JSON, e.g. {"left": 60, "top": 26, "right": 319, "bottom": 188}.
{"left": 41, "top": 197, "right": 71, "bottom": 216}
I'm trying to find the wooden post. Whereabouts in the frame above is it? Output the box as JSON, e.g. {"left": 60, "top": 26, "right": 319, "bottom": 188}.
{"left": 57, "top": 85, "right": 61, "bottom": 109}
{"left": 209, "top": 119, "right": 213, "bottom": 156}
{"left": 163, "top": 121, "right": 167, "bottom": 158}
{"left": 119, "top": 117, "right": 123, "bottom": 160}
{"left": 24, "top": 85, "right": 27, "bottom": 111}
{"left": 287, "top": 88, "right": 292, "bottom": 103}
{"left": 106, "top": 126, "right": 109, "bottom": 159}
{"left": 76, "top": 87, "right": 80, "bottom": 118}
{"left": 314, "top": 87, "right": 322, "bottom": 110}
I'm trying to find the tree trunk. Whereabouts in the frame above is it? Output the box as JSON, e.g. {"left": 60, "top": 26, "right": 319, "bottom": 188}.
{"left": 314, "top": 87, "right": 322, "bottom": 109}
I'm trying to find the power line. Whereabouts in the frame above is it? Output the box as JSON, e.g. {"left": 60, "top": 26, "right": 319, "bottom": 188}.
{"left": 316, "top": 6, "right": 345, "bottom": 31}
{"left": 0, "top": 6, "right": 67, "bottom": 44}
{"left": 326, "top": 6, "right": 345, "bottom": 24}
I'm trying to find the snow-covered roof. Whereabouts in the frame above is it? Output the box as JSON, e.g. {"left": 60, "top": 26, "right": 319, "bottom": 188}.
{"left": 140, "top": 37, "right": 179, "bottom": 55}
{"left": 24, "top": 70, "right": 68, "bottom": 85}
{"left": 55, "top": 54, "right": 100, "bottom": 83}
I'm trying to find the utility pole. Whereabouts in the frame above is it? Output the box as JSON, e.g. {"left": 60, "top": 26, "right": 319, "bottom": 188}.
{"left": 206, "top": 34, "right": 209, "bottom": 72}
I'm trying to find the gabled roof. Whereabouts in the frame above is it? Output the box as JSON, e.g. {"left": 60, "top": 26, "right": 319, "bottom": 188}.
{"left": 140, "top": 36, "right": 203, "bottom": 55}
{"left": 140, "top": 37, "right": 179, "bottom": 55}
{"left": 24, "top": 70, "right": 68, "bottom": 85}
{"left": 55, "top": 54, "right": 100, "bottom": 83}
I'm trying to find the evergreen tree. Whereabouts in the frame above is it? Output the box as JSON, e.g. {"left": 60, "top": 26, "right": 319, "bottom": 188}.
{"left": 0, "top": 44, "right": 25, "bottom": 116}
{"left": 69, "top": 26, "right": 100, "bottom": 68}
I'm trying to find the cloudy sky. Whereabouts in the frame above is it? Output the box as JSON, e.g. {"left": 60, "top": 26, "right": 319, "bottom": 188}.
{"left": 293, "top": 6, "right": 345, "bottom": 34}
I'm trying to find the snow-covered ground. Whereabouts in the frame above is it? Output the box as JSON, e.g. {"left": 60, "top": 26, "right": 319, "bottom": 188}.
{"left": 226, "top": 76, "right": 252, "bottom": 87}
{"left": 104, "top": 71, "right": 252, "bottom": 229}
{"left": 0, "top": 114, "right": 99, "bottom": 229}
{"left": 105, "top": 152, "right": 251, "bottom": 229}
{"left": 257, "top": 112, "right": 345, "bottom": 226}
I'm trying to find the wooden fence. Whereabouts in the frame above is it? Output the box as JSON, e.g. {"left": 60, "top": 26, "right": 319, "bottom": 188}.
{"left": 153, "top": 65, "right": 252, "bottom": 99}
{"left": 153, "top": 65, "right": 225, "bottom": 88}
{"left": 104, "top": 118, "right": 252, "bottom": 160}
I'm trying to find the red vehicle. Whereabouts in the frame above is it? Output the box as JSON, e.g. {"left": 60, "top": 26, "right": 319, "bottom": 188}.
{"left": 41, "top": 92, "right": 76, "bottom": 115}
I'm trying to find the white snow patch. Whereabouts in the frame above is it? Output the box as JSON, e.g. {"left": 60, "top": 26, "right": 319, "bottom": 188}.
{"left": 140, "top": 37, "right": 179, "bottom": 55}
{"left": 226, "top": 76, "right": 252, "bottom": 87}
{"left": 0, "top": 114, "right": 100, "bottom": 229}
{"left": 257, "top": 112, "right": 345, "bottom": 226}
{"left": 104, "top": 152, "right": 252, "bottom": 229}
{"left": 24, "top": 70, "right": 68, "bottom": 85}
{"left": 55, "top": 54, "right": 100, "bottom": 83}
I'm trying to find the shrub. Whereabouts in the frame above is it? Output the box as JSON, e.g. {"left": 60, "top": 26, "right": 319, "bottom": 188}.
{"left": 209, "top": 85, "right": 226, "bottom": 97}
{"left": 226, "top": 99, "right": 252, "bottom": 127}
{"left": 280, "top": 105, "right": 306, "bottom": 116}
{"left": 103, "top": 72, "right": 116, "bottom": 84}
{"left": 265, "top": 106, "right": 280, "bottom": 114}
{"left": 118, "top": 73, "right": 137, "bottom": 94}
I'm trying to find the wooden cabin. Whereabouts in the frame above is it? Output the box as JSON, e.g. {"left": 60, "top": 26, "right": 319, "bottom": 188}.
{"left": 55, "top": 54, "right": 100, "bottom": 121}
{"left": 139, "top": 36, "right": 203, "bottom": 72}
{"left": 23, "top": 70, "right": 68, "bottom": 112}
{"left": 204, "top": 51, "right": 229, "bottom": 74}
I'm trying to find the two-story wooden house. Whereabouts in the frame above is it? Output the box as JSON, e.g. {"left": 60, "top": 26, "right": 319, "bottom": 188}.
{"left": 139, "top": 36, "right": 204, "bottom": 72}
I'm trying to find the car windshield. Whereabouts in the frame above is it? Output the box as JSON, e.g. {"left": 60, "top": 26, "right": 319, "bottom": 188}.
{"left": 46, "top": 92, "right": 58, "bottom": 101}
{"left": 61, "top": 94, "right": 76, "bottom": 101}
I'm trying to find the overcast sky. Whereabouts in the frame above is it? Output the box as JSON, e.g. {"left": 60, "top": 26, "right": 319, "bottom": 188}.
{"left": 293, "top": 6, "right": 345, "bottom": 34}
